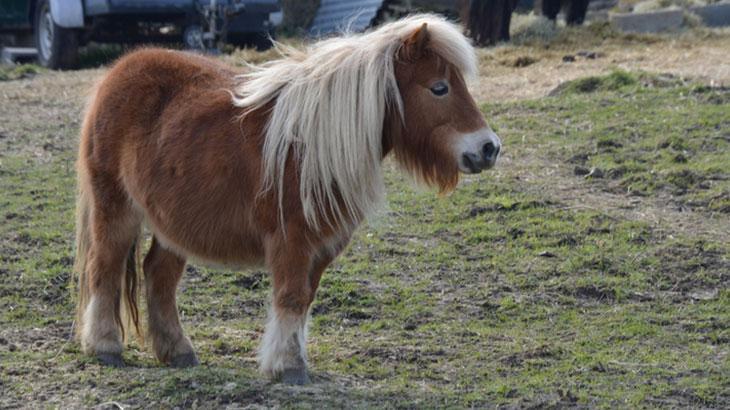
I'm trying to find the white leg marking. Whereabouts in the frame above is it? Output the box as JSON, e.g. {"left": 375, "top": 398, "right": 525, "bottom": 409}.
{"left": 81, "top": 296, "right": 123, "bottom": 354}
{"left": 258, "top": 305, "right": 308, "bottom": 377}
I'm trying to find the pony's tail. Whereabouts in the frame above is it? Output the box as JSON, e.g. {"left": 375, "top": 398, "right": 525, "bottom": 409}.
{"left": 72, "top": 166, "right": 92, "bottom": 342}
{"left": 122, "top": 230, "right": 144, "bottom": 345}
{"left": 72, "top": 166, "right": 144, "bottom": 345}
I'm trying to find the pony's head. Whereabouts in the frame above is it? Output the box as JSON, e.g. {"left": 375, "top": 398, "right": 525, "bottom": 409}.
{"left": 234, "top": 14, "right": 500, "bottom": 230}
{"left": 387, "top": 21, "right": 501, "bottom": 192}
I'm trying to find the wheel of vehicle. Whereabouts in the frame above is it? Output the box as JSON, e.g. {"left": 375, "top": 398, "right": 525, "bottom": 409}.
{"left": 34, "top": 0, "right": 79, "bottom": 69}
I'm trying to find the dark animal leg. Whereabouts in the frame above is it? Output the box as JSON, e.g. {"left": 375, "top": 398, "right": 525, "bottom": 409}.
{"left": 259, "top": 233, "right": 348, "bottom": 385}
{"left": 542, "top": 0, "right": 562, "bottom": 21}
{"left": 500, "top": 0, "right": 519, "bottom": 41}
{"left": 566, "top": 0, "right": 589, "bottom": 25}
{"left": 144, "top": 237, "right": 198, "bottom": 367}
{"left": 80, "top": 173, "right": 141, "bottom": 367}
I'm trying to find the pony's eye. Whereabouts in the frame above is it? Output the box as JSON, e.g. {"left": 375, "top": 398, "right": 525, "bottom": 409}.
{"left": 430, "top": 81, "right": 449, "bottom": 97}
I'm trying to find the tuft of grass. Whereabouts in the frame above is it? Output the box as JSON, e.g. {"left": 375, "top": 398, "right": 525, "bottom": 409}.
{"left": 549, "top": 69, "right": 638, "bottom": 95}
{"left": 503, "top": 55, "right": 539, "bottom": 67}
{"left": 0, "top": 64, "right": 43, "bottom": 81}
{"left": 509, "top": 18, "right": 658, "bottom": 48}
{"left": 510, "top": 13, "right": 560, "bottom": 45}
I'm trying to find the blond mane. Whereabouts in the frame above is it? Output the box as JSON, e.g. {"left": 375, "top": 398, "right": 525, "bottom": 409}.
{"left": 233, "top": 14, "right": 477, "bottom": 231}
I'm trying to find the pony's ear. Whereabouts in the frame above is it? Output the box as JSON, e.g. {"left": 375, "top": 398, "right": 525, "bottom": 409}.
{"left": 400, "top": 23, "right": 430, "bottom": 62}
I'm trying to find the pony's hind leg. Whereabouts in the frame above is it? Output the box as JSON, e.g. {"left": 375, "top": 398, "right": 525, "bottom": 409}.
{"left": 143, "top": 237, "right": 198, "bottom": 367}
{"left": 80, "top": 185, "right": 141, "bottom": 367}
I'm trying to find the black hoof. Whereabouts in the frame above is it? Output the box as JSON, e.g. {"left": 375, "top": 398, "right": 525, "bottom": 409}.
{"left": 281, "top": 368, "right": 310, "bottom": 385}
{"left": 170, "top": 352, "right": 200, "bottom": 368}
{"left": 97, "top": 353, "right": 125, "bottom": 368}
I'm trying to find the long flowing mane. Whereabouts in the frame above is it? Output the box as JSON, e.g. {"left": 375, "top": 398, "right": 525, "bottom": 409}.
{"left": 233, "top": 14, "right": 477, "bottom": 231}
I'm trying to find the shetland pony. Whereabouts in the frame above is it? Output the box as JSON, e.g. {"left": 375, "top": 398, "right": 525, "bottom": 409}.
{"left": 73, "top": 14, "right": 501, "bottom": 384}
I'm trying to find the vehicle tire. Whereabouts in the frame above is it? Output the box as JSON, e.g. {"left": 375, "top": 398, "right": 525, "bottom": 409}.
{"left": 34, "top": 0, "right": 79, "bottom": 69}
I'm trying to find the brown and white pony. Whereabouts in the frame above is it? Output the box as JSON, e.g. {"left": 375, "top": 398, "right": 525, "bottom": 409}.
{"left": 73, "top": 14, "right": 501, "bottom": 384}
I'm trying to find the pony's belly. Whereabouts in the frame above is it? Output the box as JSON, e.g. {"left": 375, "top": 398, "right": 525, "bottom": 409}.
{"left": 123, "top": 168, "right": 267, "bottom": 267}
{"left": 143, "top": 214, "right": 266, "bottom": 268}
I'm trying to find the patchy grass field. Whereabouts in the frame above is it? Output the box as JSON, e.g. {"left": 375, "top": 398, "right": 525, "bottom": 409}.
{"left": 1, "top": 25, "right": 729, "bottom": 408}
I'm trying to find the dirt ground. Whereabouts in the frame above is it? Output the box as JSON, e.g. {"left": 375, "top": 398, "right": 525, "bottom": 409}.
{"left": 1, "top": 24, "right": 729, "bottom": 408}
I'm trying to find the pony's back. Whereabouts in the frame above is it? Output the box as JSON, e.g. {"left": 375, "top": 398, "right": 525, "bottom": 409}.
{"left": 84, "top": 49, "right": 235, "bottom": 146}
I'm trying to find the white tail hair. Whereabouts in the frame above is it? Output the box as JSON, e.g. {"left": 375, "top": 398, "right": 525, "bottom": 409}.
{"left": 233, "top": 14, "right": 477, "bottom": 230}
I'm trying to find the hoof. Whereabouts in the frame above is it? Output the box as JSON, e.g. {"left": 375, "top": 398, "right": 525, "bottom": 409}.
{"left": 97, "top": 353, "right": 125, "bottom": 368}
{"left": 280, "top": 368, "right": 310, "bottom": 385}
{"left": 170, "top": 352, "right": 200, "bottom": 368}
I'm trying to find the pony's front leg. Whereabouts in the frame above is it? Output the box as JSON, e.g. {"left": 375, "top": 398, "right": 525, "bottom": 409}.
{"left": 259, "top": 236, "right": 323, "bottom": 384}
{"left": 259, "top": 235, "right": 345, "bottom": 384}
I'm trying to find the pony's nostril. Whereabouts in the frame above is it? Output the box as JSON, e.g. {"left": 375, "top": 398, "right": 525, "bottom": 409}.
{"left": 482, "top": 142, "right": 497, "bottom": 160}
{"left": 462, "top": 152, "right": 482, "bottom": 173}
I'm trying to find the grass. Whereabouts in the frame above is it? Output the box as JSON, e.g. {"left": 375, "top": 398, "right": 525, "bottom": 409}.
{"left": 509, "top": 18, "right": 660, "bottom": 48}
{"left": 0, "top": 62, "right": 728, "bottom": 408}
{"left": 0, "top": 64, "right": 43, "bottom": 81}
{"left": 516, "top": 70, "right": 730, "bottom": 209}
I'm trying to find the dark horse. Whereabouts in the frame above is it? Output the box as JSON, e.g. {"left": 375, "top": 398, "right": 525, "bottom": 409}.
{"left": 465, "top": 0, "right": 590, "bottom": 45}
{"left": 542, "top": 0, "right": 590, "bottom": 26}
{"left": 73, "top": 15, "right": 501, "bottom": 384}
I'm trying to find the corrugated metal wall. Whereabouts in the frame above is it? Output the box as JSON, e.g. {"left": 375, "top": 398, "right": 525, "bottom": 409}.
{"left": 309, "top": 0, "right": 387, "bottom": 36}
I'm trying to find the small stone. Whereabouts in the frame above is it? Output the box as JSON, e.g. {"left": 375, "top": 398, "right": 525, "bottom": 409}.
{"left": 689, "top": 289, "right": 717, "bottom": 301}
{"left": 223, "top": 382, "right": 237, "bottom": 391}
{"left": 672, "top": 153, "right": 687, "bottom": 163}
{"left": 538, "top": 251, "right": 557, "bottom": 258}
{"left": 592, "top": 362, "right": 607, "bottom": 372}
{"left": 607, "top": 168, "right": 624, "bottom": 179}
{"left": 469, "top": 206, "right": 488, "bottom": 217}
{"left": 576, "top": 50, "right": 600, "bottom": 59}
{"left": 562, "top": 55, "right": 576, "bottom": 62}
{"left": 585, "top": 167, "right": 604, "bottom": 179}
